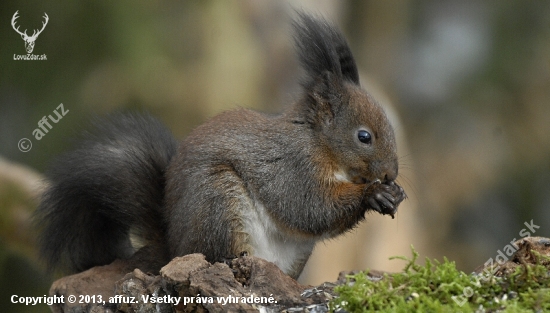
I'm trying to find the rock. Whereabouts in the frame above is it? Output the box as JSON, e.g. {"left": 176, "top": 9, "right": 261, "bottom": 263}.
{"left": 336, "top": 269, "right": 387, "bottom": 284}
{"left": 49, "top": 259, "right": 133, "bottom": 313}
{"left": 474, "top": 236, "right": 550, "bottom": 276}
{"left": 49, "top": 254, "right": 338, "bottom": 313}
{"left": 50, "top": 237, "right": 550, "bottom": 312}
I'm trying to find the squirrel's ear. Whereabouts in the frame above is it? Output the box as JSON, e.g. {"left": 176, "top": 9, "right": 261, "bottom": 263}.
{"left": 302, "top": 71, "right": 344, "bottom": 127}
{"left": 293, "top": 13, "right": 358, "bottom": 128}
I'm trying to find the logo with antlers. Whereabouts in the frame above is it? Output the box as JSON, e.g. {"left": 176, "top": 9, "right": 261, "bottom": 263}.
{"left": 11, "top": 11, "right": 49, "bottom": 54}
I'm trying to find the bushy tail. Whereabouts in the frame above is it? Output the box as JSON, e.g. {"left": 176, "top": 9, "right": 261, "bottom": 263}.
{"left": 34, "top": 113, "right": 177, "bottom": 273}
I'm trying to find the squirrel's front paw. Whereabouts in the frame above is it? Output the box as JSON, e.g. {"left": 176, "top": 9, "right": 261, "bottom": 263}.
{"left": 364, "top": 181, "right": 406, "bottom": 219}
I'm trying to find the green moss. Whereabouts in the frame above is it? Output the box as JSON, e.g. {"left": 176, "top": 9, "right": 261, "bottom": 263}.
{"left": 330, "top": 247, "right": 550, "bottom": 312}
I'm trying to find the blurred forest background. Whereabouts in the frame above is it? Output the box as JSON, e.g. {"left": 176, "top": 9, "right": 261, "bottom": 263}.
{"left": 1, "top": 1, "right": 549, "bottom": 312}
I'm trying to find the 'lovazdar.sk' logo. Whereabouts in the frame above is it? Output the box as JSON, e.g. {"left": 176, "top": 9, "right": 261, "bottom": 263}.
{"left": 11, "top": 10, "right": 48, "bottom": 59}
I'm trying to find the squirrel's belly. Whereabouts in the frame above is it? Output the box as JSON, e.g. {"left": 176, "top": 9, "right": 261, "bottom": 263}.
{"left": 241, "top": 200, "right": 317, "bottom": 277}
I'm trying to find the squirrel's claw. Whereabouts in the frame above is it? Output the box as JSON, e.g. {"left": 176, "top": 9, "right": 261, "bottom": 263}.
{"left": 368, "top": 197, "right": 383, "bottom": 213}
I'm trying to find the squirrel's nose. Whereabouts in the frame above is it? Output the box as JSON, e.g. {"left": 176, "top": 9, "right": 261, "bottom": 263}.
{"left": 384, "top": 172, "right": 396, "bottom": 183}
{"left": 382, "top": 160, "right": 398, "bottom": 182}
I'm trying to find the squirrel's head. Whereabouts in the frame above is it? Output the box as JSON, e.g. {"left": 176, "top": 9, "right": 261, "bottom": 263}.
{"left": 294, "top": 12, "right": 398, "bottom": 184}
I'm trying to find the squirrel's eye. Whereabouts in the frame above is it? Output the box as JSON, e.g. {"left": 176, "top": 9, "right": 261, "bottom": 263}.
{"left": 358, "top": 130, "right": 372, "bottom": 144}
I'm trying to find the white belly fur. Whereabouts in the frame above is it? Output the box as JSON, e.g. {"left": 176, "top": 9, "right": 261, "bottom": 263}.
{"left": 242, "top": 201, "right": 317, "bottom": 276}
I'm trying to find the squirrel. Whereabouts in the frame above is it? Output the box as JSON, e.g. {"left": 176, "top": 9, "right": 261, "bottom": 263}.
{"left": 35, "top": 12, "right": 406, "bottom": 280}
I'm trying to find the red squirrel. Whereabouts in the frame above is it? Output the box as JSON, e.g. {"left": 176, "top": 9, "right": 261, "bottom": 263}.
{"left": 35, "top": 12, "right": 406, "bottom": 279}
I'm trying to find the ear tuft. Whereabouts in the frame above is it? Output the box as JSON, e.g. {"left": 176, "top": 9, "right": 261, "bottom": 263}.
{"left": 293, "top": 12, "right": 360, "bottom": 86}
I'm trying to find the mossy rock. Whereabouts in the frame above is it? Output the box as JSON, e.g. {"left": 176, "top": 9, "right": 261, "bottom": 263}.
{"left": 331, "top": 237, "right": 550, "bottom": 312}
